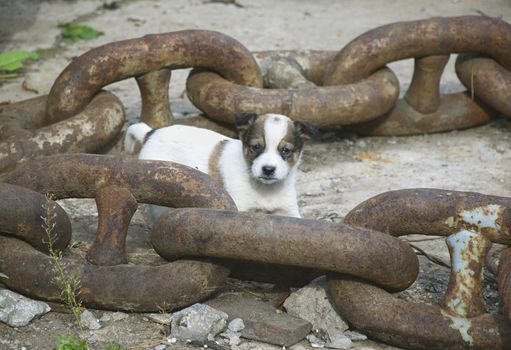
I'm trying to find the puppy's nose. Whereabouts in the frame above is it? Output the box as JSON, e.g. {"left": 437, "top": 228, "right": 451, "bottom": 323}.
{"left": 262, "top": 165, "right": 276, "bottom": 176}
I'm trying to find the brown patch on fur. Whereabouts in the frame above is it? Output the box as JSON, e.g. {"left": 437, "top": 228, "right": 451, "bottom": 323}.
{"left": 132, "top": 140, "right": 144, "bottom": 155}
{"left": 240, "top": 114, "right": 269, "bottom": 163}
{"left": 208, "top": 139, "right": 228, "bottom": 186}
{"left": 278, "top": 118, "right": 304, "bottom": 165}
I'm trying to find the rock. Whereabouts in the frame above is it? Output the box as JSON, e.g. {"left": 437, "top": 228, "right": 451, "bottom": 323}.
{"left": 154, "top": 345, "right": 166, "bottom": 350}
{"left": 283, "top": 276, "right": 349, "bottom": 334}
{"left": 99, "top": 312, "right": 129, "bottom": 323}
{"left": 221, "top": 318, "right": 245, "bottom": 347}
{"left": 228, "top": 318, "right": 245, "bottom": 332}
{"left": 328, "top": 333, "right": 352, "bottom": 349}
{"left": 0, "top": 289, "right": 51, "bottom": 327}
{"left": 146, "top": 313, "right": 172, "bottom": 325}
{"left": 307, "top": 333, "right": 327, "bottom": 348}
{"left": 344, "top": 330, "right": 367, "bottom": 341}
{"left": 207, "top": 294, "right": 311, "bottom": 347}
{"left": 80, "top": 309, "right": 102, "bottom": 330}
{"left": 170, "top": 303, "right": 228, "bottom": 343}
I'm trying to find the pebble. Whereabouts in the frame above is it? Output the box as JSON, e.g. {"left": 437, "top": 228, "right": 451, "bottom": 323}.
{"left": 0, "top": 289, "right": 51, "bottom": 327}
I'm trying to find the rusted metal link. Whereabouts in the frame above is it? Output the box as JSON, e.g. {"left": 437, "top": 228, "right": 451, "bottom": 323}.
{"left": 0, "top": 183, "right": 71, "bottom": 254}
{"left": 1, "top": 153, "right": 235, "bottom": 211}
{"left": 404, "top": 55, "right": 449, "bottom": 114}
{"left": 136, "top": 68, "right": 173, "bottom": 128}
{"left": 0, "top": 91, "right": 125, "bottom": 174}
{"left": 499, "top": 247, "right": 511, "bottom": 324}
{"left": 343, "top": 188, "right": 511, "bottom": 244}
{"left": 186, "top": 66, "right": 399, "bottom": 128}
{"left": 86, "top": 185, "right": 138, "bottom": 266}
{"left": 151, "top": 208, "right": 419, "bottom": 291}
{"left": 350, "top": 53, "right": 493, "bottom": 136}
{"left": 322, "top": 15, "right": 511, "bottom": 135}
{"left": 0, "top": 154, "right": 237, "bottom": 311}
{"left": 324, "top": 16, "right": 511, "bottom": 85}
{"left": 444, "top": 230, "right": 492, "bottom": 318}
{"left": 348, "top": 93, "right": 493, "bottom": 136}
{"left": 253, "top": 50, "right": 337, "bottom": 86}
{"left": 330, "top": 188, "right": 511, "bottom": 349}
{"left": 0, "top": 237, "right": 230, "bottom": 312}
{"left": 47, "top": 30, "right": 262, "bottom": 126}
{"left": 328, "top": 275, "right": 511, "bottom": 350}
{"left": 456, "top": 54, "right": 511, "bottom": 120}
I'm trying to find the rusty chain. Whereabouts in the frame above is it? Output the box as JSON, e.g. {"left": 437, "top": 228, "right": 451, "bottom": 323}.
{"left": 0, "top": 154, "right": 235, "bottom": 311}
{"left": 0, "top": 15, "right": 511, "bottom": 350}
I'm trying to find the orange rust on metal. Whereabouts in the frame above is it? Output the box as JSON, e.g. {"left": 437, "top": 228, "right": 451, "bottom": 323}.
{"left": 186, "top": 67, "right": 399, "bottom": 128}
{"left": 0, "top": 154, "right": 236, "bottom": 311}
{"left": 175, "top": 114, "right": 238, "bottom": 138}
{"left": 47, "top": 30, "right": 262, "bottom": 124}
{"left": 339, "top": 188, "right": 511, "bottom": 349}
{"left": 0, "top": 95, "right": 47, "bottom": 130}
{"left": 444, "top": 231, "right": 492, "bottom": 318}
{"left": 151, "top": 208, "right": 419, "bottom": 291}
{"left": 136, "top": 68, "right": 173, "bottom": 128}
{"left": 404, "top": 55, "right": 450, "bottom": 114}
{"left": 498, "top": 247, "right": 511, "bottom": 324}
{"left": 0, "top": 237, "right": 230, "bottom": 312}
{"left": 347, "top": 93, "right": 493, "bottom": 136}
{"left": 2, "top": 153, "right": 236, "bottom": 211}
{"left": 324, "top": 16, "right": 511, "bottom": 85}
{"left": 253, "top": 50, "right": 336, "bottom": 85}
{"left": 327, "top": 274, "right": 511, "bottom": 350}
{"left": 0, "top": 183, "right": 71, "bottom": 254}
{"left": 344, "top": 188, "right": 511, "bottom": 244}
{"left": 0, "top": 91, "right": 125, "bottom": 174}
{"left": 456, "top": 54, "right": 511, "bottom": 120}
{"left": 86, "top": 185, "right": 138, "bottom": 266}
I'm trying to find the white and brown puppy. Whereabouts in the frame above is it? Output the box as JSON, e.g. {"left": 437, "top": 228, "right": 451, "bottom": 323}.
{"left": 124, "top": 112, "right": 315, "bottom": 219}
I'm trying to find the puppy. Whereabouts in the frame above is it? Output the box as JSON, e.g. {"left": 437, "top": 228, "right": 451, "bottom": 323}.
{"left": 124, "top": 112, "right": 315, "bottom": 219}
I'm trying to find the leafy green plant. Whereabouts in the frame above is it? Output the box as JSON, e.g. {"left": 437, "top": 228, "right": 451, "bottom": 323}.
{"left": 105, "top": 343, "right": 127, "bottom": 350}
{"left": 0, "top": 50, "right": 39, "bottom": 79}
{"left": 58, "top": 22, "right": 104, "bottom": 41}
{"left": 56, "top": 335, "right": 88, "bottom": 350}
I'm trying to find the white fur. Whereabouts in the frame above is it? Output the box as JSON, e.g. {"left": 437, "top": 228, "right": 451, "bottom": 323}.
{"left": 125, "top": 118, "right": 301, "bottom": 220}
{"left": 124, "top": 122, "right": 152, "bottom": 154}
{"left": 251, "top": 114, "right": 291, "bottom": 183}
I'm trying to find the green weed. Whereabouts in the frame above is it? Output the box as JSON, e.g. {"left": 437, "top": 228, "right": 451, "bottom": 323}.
{"left": 58, "top": 23, "right": 104, "bottom": 42}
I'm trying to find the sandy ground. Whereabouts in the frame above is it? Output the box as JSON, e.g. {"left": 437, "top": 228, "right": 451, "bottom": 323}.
{"left": 1, "top": 0, "right": 511, "bottom": 349}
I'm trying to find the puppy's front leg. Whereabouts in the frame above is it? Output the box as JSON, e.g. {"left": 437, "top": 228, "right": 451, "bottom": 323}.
{"left": 272, "top": 206, "right": 301, "bottom": 218}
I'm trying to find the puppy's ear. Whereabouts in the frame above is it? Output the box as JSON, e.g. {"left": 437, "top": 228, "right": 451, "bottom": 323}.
{"left": 234, "top": 112, "right": 258, "bottom": 138}
{"left": 294, "top": 120, "right": 318, "bottom": 141}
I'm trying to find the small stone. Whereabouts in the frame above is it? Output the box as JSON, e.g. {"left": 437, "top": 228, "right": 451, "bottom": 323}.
{"left": 99, "top": 312, "right": 128, "bottom": 323}
{"left": 0, "top": 289, "right": 51, "bottom": 327}
{"left": 327, "top": 332, "right": 352, "bottom": 349}
{"left": 168, "top": 337, "right": 177, "bottom": 344}
{"left": 146, "top": 313, "right": 172, "bottom": 325}
{"left": 228, "top": 318, "right": 245, "bottom": 332}
{"left": 170, "top": 303, "right": 228, "bottom": 343}
{"left": 207, "top": 294, "right": 311, "bottom": 347}
{"left": 307, "top": 334, "right": 326, "bottom": 348}
{"left": 283, "top": 276, "right": 349, "bottom": 334}
{"left": 80, "top": 309, "right": 102, "bottom": 330}
{"left": 154, "top": 345, "right": 166, "bottom": 350}
{"left": 343, "top": 330, "right": 367, "bottom": 341}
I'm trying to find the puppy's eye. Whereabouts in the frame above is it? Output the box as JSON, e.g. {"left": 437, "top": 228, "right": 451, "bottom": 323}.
{"left": 280, "top": 147, "right": 292, "bottom": 158}
{"left": 251, "top": 143, "right": 262, "bottom": 152}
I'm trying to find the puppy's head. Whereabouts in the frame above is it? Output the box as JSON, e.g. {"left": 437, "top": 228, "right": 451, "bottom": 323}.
{"left": 235, "top": 112, "right": 316, "bottom": 184}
